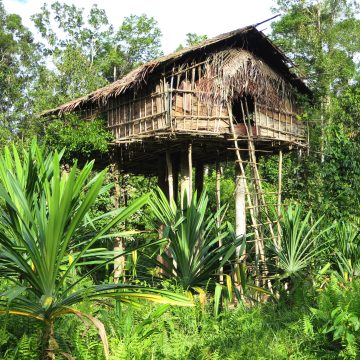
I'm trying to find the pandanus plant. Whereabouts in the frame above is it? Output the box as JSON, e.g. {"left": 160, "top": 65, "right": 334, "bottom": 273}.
{"left": 0, "top": 141, "right": 191, "bottom": 359}
{"left": 271, "top": 204, "right": 332, "bottom": 281}
{"left": 149, "top": 188, "right": 244, "bottom": 290}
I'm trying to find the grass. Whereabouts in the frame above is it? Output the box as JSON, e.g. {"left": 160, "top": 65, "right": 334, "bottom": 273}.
{"left": 0, "top": 290, "right": 343, "bottom": 359}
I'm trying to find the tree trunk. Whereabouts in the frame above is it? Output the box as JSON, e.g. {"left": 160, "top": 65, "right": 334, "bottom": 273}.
{"left": 111, "top": 163, "right": 125, "bottom": 283}
{"left": 157, "top": 155, "right": 172, "bottom": 275}
{"left": 180, "top": 143, "right": 192, "bottom": 207}
{"left": 216, "top": 160, "right": 223, "bottom": 282}
{"left": 166, "top": 150, "right": 174, "bottom": 203}
{"left": 235, "top": 166, "right": 246, "bottom": 260}
{"left": 42, "top": 320, "right": 56, "bottom": 360}
{"left": 195, "top": 161, "right": 204, "bottom": 195}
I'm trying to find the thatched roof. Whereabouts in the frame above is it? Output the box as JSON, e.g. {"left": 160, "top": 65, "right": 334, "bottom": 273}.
{"left": 43, "top": 25, "right": 311, "bottom": 116}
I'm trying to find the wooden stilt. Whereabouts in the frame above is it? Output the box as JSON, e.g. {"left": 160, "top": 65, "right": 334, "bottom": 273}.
{"left": 111, "top": 162, "right": 125, "bottom": 284}
{"left": 188, "top": 143, "right": 193, "bottom": 201}
{"left": 216, "top": 159, "right": 224, "bottom": 282}
{"left": 195, "top": 161, "right": 204, "bottom": 195}
{"left": 157, "top": 155, "right": 172, "bottom": 276}
{"left": 180, "top": 143, "right": 192, "bottom": 206}
{"left": 235, "top": 166, "right": 246, "bottom": 259}
{"left": 277, "top": 150, "right": 283, "bottom": 248}
{"left": 173, "top": 154, "right": 179, "bottom": 204}
{"left": 166, "top": 150, "right": 174, "bottom": 203}
{"left": 227, "top": 103, "right": 261, "bottom": 289}
{"left": 157, "top": 155, "right": 167, "bottom": 197}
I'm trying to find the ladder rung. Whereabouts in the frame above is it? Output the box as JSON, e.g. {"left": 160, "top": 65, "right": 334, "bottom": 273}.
{"left": 249, "top": 221, "right": 278, "bottom": 227}
{"left": 226, "top": 138, "right": 248, "bottom": 140}
{"left": 246, "top": 204, "right": 277, "bottom": 209}
{"left": 245, "top": 192, "right": 278, "bottom": 195}
{"left": 228, "top": 148, "right": 273, "bottom": 153}
{"left": 239, "top": 177, "right": 271, "bottom": 181}
{"left": 235, "top": 160, "right": 262, "bottom": 165}
{"left": 245, "top": 237, "right": 277, "bottom": 243}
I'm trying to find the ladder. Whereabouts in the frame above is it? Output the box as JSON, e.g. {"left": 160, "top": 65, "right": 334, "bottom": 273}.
{"left": 227, "top": 101, "right": 279, "bottom": 288}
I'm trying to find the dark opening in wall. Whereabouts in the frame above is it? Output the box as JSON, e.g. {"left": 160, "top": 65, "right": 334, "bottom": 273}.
{"left": 232, "top": 95, "right": 255, "bottom": 123}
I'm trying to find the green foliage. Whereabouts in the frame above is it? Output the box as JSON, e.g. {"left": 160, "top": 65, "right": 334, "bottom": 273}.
{"left": 329, "top": 221, "right": 360, "bottom": 282}
{"left": 310, "top": 277, "right": 360, "bottom": 358}
{"left": 30, "top": 3, "right": 163, "bottom": 110}
{"left": 176, "top": 32, "right": 208, "bottom": 51}
{"left": 272, "top": 204, "right": 331, "bottom": 280}
{"left": 44, "top": 114, "right": 113, "bottom": 162}
{"left": 115, "top": 14, "right": 163, "bottom": 76}
{"left": 0, "top": 140, "right": 191, "bottom": 358}
{"left": 269, "top": 1, "right": 360, "bottom": 222}
{"left": 0, "top": 1, "right": 39, "bottom": 143}
{"left": 271, "top": 0, "right": 359, "bottom": 97}
{"left": 149, "top": 188, "right": 244, "bottom": 290}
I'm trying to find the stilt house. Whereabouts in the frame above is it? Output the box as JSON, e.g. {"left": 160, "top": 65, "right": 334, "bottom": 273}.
{"left": 44, "top": 25, "right": 311, "bottom": 259}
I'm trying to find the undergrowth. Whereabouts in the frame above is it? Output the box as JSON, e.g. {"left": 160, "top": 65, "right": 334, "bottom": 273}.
{"left": 1, "top": 278, "right": 360, "bottom": 359}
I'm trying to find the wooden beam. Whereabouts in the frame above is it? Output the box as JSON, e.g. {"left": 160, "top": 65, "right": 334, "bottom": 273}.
{"left": 235, "top": 165, "right": 246, "bottom": 259}
{"left": 111, "top": 162, "right": 125, "bottom": 283}
{"left": 195, "top": 161, "right": 204, "bottom": 195}
{"left": 157, "top": 154, "right": 168, "bottom": 198}
{"left": 180, "top": 143, "right": 192, "bottom": 206}
{"left": 216, "top": 159, "right": 223, "bottom": 282}
{"left": 173, "top": 154, "right": 179, "bottom": 204}
{"left": 277, "top": 149, "right": 283, "bottom": 248}
{"left": 188, "top": 142, "right": 193, "bottom": 201}
{"left": 166, "top": 150, "right": 174, "bottom": 203}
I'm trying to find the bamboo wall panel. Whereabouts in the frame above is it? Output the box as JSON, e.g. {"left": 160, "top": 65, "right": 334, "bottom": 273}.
{"left": 106, "top": 90, "right": 168, "bottom": 139}
{"left": 103, "top": 62, "right": 306, "bottom": 144}
{"left": 255, "top": 107, "right": 306, "bottom": 144}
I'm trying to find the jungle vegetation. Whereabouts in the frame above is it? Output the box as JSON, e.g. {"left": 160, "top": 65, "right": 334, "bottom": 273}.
{"left": 0, "top": 0, "right": 359, "bottom": 358}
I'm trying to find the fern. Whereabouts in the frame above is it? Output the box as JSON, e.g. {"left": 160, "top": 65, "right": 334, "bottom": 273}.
{"left": 14, "top": 334, "right": 39, "bottom": 360}
{"left": 109, "top": 338, "right": 127, "bottom": 360}
{"left": 302, "top": 315, "right": 314, "bottom": 338}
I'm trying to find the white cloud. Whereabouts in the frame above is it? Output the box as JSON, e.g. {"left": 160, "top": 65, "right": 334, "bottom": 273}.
{"left": 3, "top": 0, "right": 275, "bottom": 54}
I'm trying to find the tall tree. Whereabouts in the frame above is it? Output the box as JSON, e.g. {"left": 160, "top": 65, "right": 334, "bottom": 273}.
{"left": 268, "top": 0, "right": 360, "bottom": 220}
{"left": 31, "top": 2, "right": 110, "bottom": 109}
{"left": 271, "top": 0, "right": 359, "bottom": 97}
{"left": 176, "top": 32, "right": 208, "bottom": 51}
{"left": 0, "top": 0, "right": 39, "bottom": 145}
{"left": 31, "top": 4, "right": 163, "bottom": 105}
{"left": 107, "top": 14, "right": 163, "bottom": 80}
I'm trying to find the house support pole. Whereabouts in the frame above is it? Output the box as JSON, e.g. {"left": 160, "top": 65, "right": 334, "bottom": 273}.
{"left": 111, "top": 162, "right": 125, "bottom": 283}
{"left": 216, "top": 159, "right": 223, "bottom": 282}
{"left": 157, "top": 155, "right": 167, "bottom": 197}
{"left": 157, "top": 154, "right": 172, "bottom": 275}
{"left": 166, "top": 150, "right": 174, "bottom": 204}
{"left": 235, "top": 165, "right": 246, "bottom": 260}
{"left": 173, "top": 154, "right": 179, "bottom": 205}
{"left": 195, "top": 161, "right": 204, "bottom": 195}
{"left": 277, "top": 150, "right": 283, "bottom": 249}
{"left": 180, "top": 143, "right": 193, "bottom": 207}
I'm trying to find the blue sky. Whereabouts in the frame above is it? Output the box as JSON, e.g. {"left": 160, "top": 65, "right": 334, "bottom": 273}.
{"left": 3, "top": 0, "right": 275, "bottom": 54}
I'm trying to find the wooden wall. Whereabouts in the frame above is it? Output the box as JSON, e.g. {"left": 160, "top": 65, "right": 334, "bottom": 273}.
{"left": 101, "top": 61, "right": 307, "bottom": 146}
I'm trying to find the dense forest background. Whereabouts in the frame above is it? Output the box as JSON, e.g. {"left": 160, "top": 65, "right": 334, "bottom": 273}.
{"left": 0, "top": 0, "right": 360, "bottom": 358}
{"left": 1, "top": 0, "right": 359, "bottom": 220}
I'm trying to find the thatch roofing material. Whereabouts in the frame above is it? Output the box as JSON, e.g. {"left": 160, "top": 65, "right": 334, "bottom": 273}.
{"left": 198, "top": 49, "right": 291, "bottom": 105}
{"left": 43, "top": 25, "right": 310, "bottom": 116}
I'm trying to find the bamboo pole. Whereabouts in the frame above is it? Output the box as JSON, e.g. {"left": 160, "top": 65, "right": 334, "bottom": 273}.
{"left": 235, "top": 166, "right": 246, "bottom": 260}
{"left": 157, "top": 156, "right": 171, "bottom": 276}
{"left": 277, "top": 150, "right": 283, "bottom": 248}
{"left": 216, "top": 159, "right": 224, "bottom": 282}
{"left": 180, "top": 143, "right": 192, "bottom": 207}
{"left": 166, "top": 150, "right": 174, "bottom": 204}
{"left": 195, "top": 161, "right": 204, "bottom": 195}
{"left": 188, "top": 143, "right": 193, "bottom": 202}
{"left": 111, "top": 162, "right": 125, "bottom": 284}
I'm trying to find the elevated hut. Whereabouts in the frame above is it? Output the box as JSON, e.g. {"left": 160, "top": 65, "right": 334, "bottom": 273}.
{"left": 44, "top": 25, "right": 311, "bottom": 280}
